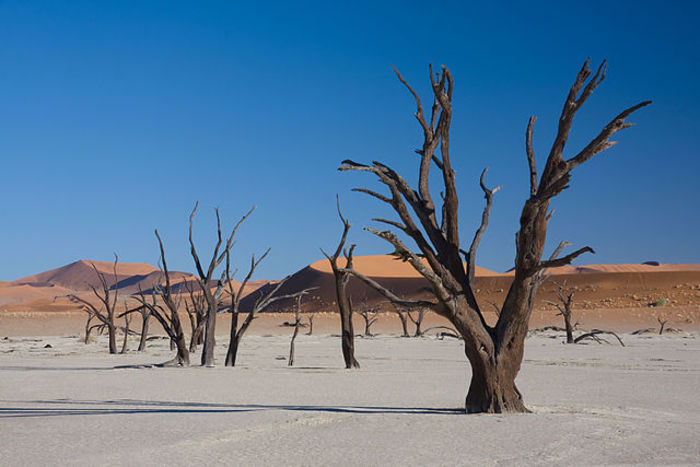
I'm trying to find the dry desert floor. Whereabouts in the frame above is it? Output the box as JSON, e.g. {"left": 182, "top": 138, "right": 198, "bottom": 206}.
{"left": 1, "top": 320, "right": 699, "bottom": 466}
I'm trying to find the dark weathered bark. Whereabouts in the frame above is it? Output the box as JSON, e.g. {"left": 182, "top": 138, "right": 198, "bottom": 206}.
{"left": 322, "top": 198, "right": 360, "bottom": 369}
{"left": 657, "top": 316, "right": 668, "bottom": 335}
{"left": 339, "top": 61, "right": 649, "bottom": 413}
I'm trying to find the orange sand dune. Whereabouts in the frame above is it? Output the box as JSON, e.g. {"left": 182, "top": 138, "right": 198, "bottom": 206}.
{"left": 12, "top": 259, "right": 158, "bottom": 291}
{"left": 502, "top": 263, "right": 700, "bottom": 275}
{"left": 310, "top": 254, "right": 501, "bottom": 278}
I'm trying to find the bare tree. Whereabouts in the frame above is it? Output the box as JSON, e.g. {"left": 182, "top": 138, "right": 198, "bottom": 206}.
{"left": 656, "top": 315, "right": 668, "bottom": 335}
{"left": 357, "top": 298, "right": 380, "bottom": 337}
{"left": 321, "top": 197, "right": 360, "bottom": 369}
{"left": 390, "top": 303, "right": 411, "bottom": 337}
{"left": 188, "top": 203, "right": 253, "bottom": 367}
{"left": 306, "top": 314, "right": 314, "bottom": 335}
{"left": 124, "top": 230, "right": 191, "bottom": 365}
{"left": 288, "top": 295, "right": 303, "bottom": 366}
{"left": 339, "top": 60, "right": 649, "bottom": 412}
{"left": 544, "top": 281, "right": 576, "bottom": 343}
{"left": 407, "top": 307, "right": 426, "bottom": 337}
{"left": 223, "top": 249, "right": 314, "bottom": 367}
{"left": 68, "top": 255, "right": 121, "bottom": 354}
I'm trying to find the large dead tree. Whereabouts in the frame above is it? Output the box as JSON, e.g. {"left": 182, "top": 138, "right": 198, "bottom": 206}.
{"left": 189, "top": 203, "right": 253, "bottom": 367}
{"left": 322, "top": 198, "right": 360, "bottom": 369}
{"left": 339, "top": 60, "right": 649, "bottom": 413}
{"left": 68, "top": 255, "right": 121, "bottom": 354}
{"left": 183, "top": 279, "right": 206, "bottom": 352}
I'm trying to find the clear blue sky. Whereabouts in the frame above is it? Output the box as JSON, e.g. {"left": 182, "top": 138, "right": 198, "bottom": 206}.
{"left": 0, "top": 0, "right": 698, "bottom": 281}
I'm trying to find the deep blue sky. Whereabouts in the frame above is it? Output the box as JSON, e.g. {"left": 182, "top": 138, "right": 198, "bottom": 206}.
{"left": 0, "top": 0, "right": 698, "bottom": 281}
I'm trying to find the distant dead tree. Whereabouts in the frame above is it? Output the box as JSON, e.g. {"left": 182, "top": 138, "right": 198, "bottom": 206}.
{"left": 339, "top": 60, "right": 649, "bottom": 412}
{"left": 288, "top": 295, "right": 304, "bottom": 366}
{"left": 188, "top": 202, "right": 252, "bottom": 367}
{"left": 306, "top": 315, "right": 314, "bottom": 335}
{"left": 407, "top": 307, "right": 426, "bottom": 337}
{"left": 544, "top": 281, "right": 576, "bottom": 343}
{"left": 390, "top": 303, "right": 411, "bottom": 337}
{"left": 656, "top": 315, "right": 668, "bottom": 335}
{"left": 357, "top": 297, "right": 380, "bottom": 336}
{"left": 68, "top": 255, "right": 121, "bottom": 354}
{"left": 321, "top": 197, "right": 360, "bottom": 369}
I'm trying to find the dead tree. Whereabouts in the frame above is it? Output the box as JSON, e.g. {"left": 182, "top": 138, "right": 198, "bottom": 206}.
{"left": 390, "top": 303, "right": 410, "bottom": 337}
{"left": 656, "top": 315, "right": 668, "bottom": 335}
{"left": 306, "top": 315, "right": 314, "bottom": 335}
{"left": 339, "top": 60, "right": 649, "bottom": 413}
{"left": 68, "top": 255, "right": 121, "bottom": 354}
{"left": 288, "top": 295, "right": 303, "bottom": 366}
{"left": 357, "top": 298, "right": 380, "bottom": 336}
{"left": 407, "top": 307, "right": 426, "bottom": 337}
{"left": 223, "top": 249, "right": 313, "bottom": 367}
{"left": 189, "top": 203, "right": 253, "bottom": 367}
{"left": 544, "top": 281, "right": 576, "bottom": 343}
{"left": 124, "top": 230, "right": 191, "bottom": 365}
{"left": 321, "top": 197, "right": 360, "bottom": 369}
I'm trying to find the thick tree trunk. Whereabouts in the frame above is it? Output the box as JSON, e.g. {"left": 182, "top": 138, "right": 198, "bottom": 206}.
{"left": 201, "top": 300, "right": 217, "bottom": 367}
{"left": 563, "top": 313, "right": 574, "bottom": 344}
{"left": 225, "top": 312, "right": 239, "bottom": 367}
{"left": 138, "top": 313, "right": 150, "bottom": 351}
{"left": 336, "top": 275, "right": 359, "bottom": 369}
{"left": 225, "top": 334, "right": 240, "bottom": 367}
{"left": 465, "top": 355, "right": 528, "bottom": 414}
{"left": 107, "top": 324, "right": 117, "bottom": 354}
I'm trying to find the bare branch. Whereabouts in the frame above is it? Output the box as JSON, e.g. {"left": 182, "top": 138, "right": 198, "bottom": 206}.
{"left": 466, "top": 168, "right": 501, "bottom": 284}
{"left": 526, "top": 116, "right": 537, "bottom": 196}
{"left": 538, "top": 246, "right": 595, "bottom": 270}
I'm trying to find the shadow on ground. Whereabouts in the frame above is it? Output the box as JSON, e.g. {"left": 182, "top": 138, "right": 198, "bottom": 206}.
{"left": 0, "top": 398, "right": 464, "bottom": 418}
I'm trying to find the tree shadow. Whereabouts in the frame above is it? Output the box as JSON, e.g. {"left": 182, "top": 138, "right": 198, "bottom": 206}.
{"left": 0, "top": 398, "right": 464, "bottom": 418}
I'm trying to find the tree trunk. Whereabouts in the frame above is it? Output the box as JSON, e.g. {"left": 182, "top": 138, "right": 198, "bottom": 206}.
{"left": 465, "top": 354, "right": 528, "bottom": 414}
{"left": 225, "top": 334, "right": 240, "bottom": 367}
{"left": 84, "top": 315, "right": 93, "bottom": 344}
{"left": 336, "top": 275, "right": 359, "bottom": 369}
{"left": 138, "top": 313, "right": 150, "bottom": 351}
{"left": 107, "top": 324, "right": 117, "bottom": 354}
{"left": 225, "top": 312, "right": 239, "bottom": 366}
{"left": 201, "top": 298, "right": 217, "bottom": 367}
{"left": 394, "top": 309, "right": 409, "bottom": 337}
{"left": 563, "top": 313, "right": 574, "bottom": 344}
{"left": 288, "top": 320, "right": 300, "bottom": 366}
{"left": 120, "top": 316, "right": 130, "bottom": 354}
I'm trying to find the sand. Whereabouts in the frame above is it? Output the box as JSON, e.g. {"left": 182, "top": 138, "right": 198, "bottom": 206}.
{"left": 1, "top": 327, "right": 699, "bottom": 466}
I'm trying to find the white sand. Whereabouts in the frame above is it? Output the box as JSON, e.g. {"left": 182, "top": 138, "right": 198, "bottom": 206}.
{"left": 1, "top": 332, "right": 698, "bottom": 466}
